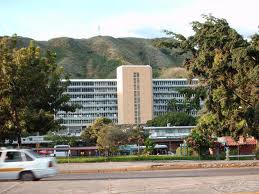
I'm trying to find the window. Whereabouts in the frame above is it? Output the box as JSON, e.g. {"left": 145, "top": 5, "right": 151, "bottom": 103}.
{"left": 133, "top": 72, "right": 140, "bottom": 124}
{"left": 5, "top": 151, "right": 23, "bottom": 162}
{"left": 26, "top": 150, "right": 41, "bottom": 158}
{"left": 25, "top": 153, "right": 34, "bottom": 161}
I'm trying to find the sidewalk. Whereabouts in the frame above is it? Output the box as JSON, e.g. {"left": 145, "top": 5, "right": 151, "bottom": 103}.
{"left": 58, "top": 160, "right": 259, "bottom": 174}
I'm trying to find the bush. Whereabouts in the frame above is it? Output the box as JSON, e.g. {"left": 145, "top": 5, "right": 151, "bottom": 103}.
{"left": 175, "top": 146, "right": 197, "bottom": 156}
{"left": 56, "top": 155, "right": 203, "bottom": 163}
{"left": 229, "top": 148, "right": 238, "bottom": 155}
{"left": 256, "top": 144, "right": 259, "bottom": 160}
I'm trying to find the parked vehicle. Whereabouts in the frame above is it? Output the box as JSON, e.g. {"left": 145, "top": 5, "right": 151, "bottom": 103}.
{"left": 0, "top": 148, "right": 57, "bottom": 181}
{"left": 38, "top": 150, "right": 53, "bottom": 156}
{"left": 53, "top": 145, "right": 71, "bottom": 157}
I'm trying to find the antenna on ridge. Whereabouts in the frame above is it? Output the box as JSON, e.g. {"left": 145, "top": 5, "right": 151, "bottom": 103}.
{"left": 147, "top": 55, "right": 151, "bottom": 66}
{"left": 98, "top": 25, "right": 101, "bottom": 36}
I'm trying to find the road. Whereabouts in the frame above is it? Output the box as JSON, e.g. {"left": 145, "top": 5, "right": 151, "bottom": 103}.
{"left": 1, "top": 168, "right": 259, "bottom": 194}
{"left": 47, "top": 167, "right": 259, "bottom": 181}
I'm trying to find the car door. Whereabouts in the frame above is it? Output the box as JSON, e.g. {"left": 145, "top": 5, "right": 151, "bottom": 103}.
{"left": 22, "top": 151, "right": 37, "bottom": 171}
{"left": 0, "top": 151, "right": 25, "bottom": 180}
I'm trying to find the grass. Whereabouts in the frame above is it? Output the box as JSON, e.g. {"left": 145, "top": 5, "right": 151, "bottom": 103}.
{"left": 56, "top": 155, "right": 212, "bottom": 163}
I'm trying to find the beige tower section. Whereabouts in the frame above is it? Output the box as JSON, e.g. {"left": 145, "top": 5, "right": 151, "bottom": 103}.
{"left": 117, "top": 65, "right": 153, "bottom": 125}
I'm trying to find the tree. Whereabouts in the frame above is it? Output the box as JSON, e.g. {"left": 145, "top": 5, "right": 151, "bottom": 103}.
{"left": 127, "top": 126, "right": 148, "bottom": 154}
{"left": 167, "top": 98, "right": 180, "bottom": 112}
{"left": 96, "top": 124, "right": 129, "bottom": 156}
{"left": 167, "top": 86, "right": 207, "bottom": 114}
{"left": 127, "top": 126, "right": 147, "bottom": 145}
{"left": 146, "top": 112, "right": 196, "bottom": 127}
{"left": 144, "top": 138, "right": 155, "bottom": 155}
{"left": 0, "top": 35, "right": 76, "bottom": 146}
{"left": 186, "top": 114, "right": 217, "bottom": 157}
{"left": 160, "top": 15, "right": 259, "bottom": 140}
{"left": 80, "top": 117, "right": 113, "bottom": 145}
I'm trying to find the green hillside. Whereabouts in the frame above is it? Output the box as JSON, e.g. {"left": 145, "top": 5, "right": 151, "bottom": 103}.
{"left": 15, "top": 36, "right": 188, "bottom": 78}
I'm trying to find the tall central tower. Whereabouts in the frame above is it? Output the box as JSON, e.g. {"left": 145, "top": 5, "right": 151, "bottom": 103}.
{"left": 117, "top": 65, "right": 153, "bottom": 125}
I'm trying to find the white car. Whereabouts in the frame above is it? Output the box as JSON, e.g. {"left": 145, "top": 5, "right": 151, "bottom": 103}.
{"left": 0, "top": 148, "right": 57, "bottom": 181}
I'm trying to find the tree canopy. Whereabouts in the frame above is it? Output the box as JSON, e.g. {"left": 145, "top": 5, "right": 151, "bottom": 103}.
{"left": 146, "top": 112, "right": 196, "bottom": 127}
{"left": 167, "top": 86, "right": 207, "bottom": 114}
{"left": 160, "top": 15, "right": 259, "bottom": 139}
{"left": 0, "top": 35, "right": 76, "bottom": 146}
{"left": 80, "top": 117, "right": 113, "bottom": 145}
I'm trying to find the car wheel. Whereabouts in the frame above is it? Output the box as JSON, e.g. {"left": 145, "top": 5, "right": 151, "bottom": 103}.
{"left": 20, "top": 171, "right": 35, "bottom": 181}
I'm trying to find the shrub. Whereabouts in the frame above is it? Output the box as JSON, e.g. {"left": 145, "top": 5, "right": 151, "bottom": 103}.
{"left": 56, "top": 155, "right": 203, "bottom": 163}
{"left": 175, "top": 146, "right": 197, "bottom": 156}
{"left": 256, "top": 144, "right": 259, "bottom": 160}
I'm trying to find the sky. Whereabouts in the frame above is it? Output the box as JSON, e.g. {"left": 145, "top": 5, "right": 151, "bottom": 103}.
{"left": 0, "top": 0, "right": 258, "bottom": 40}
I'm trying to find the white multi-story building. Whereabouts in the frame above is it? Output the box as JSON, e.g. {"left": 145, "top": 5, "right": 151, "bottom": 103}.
{"left": 56, "top": 79, "right": 118, "bottom": 135}
{"left": 55, "top": 65, "right": 198, "bottom": 135}
{"left": 153, "top": 79, "right": 198, "bottom": 117}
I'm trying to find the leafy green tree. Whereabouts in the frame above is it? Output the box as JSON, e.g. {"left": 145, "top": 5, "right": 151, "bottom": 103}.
{"left": 144, "top": 138, "right": 155, "bottom": 155}
{"left": 80, "top": 117, "right": 113, "bottom": 145}
{"left": 127, "top": 126, "right": 147, "bottom": 144}
{"left": 167, "top": 98, "right": 180, "bottom": 112}
{"left": 167, "top": 86, "right": 207, "bottom": 114}
{"left": 146, "top": 112, "right": 196, "bottom": 126}
{"left": 127, "top": 126, "right": 149, "bottom": 154}
{"left": 96, "top": 124, "right": 129, "bottom": 156}
{"left": 0, "top": 35, "right": 76, "bottom": 146}
{"left": 186, "top": 114, "right": 217, "bottom": 157}
{"left": 160, "top": 15, "right": 259, "bottom": 140}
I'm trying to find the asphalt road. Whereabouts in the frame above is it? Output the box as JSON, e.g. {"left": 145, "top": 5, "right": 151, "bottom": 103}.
{"left": 44, "top": 167, "right": 259, "bottom": 181}
{"left": 2, "top": 168, "right": 259, "bottom": 194}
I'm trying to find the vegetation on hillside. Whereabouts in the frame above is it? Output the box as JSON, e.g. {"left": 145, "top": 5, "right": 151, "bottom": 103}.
{"left": 14, "top": 36, "right": 188, "bottom": 79}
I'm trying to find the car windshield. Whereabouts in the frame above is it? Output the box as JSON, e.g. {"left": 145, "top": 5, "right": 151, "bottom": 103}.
{"left": 26, "top": 150, "right": 42, "bottom": 158}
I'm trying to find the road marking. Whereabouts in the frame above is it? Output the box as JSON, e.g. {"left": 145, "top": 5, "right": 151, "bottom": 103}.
{"left": 0, "top": 182, "right": 22, "bottom": 194}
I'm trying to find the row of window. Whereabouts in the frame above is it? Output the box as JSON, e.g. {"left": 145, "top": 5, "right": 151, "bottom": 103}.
{"left": 69, "top": 94, "right": 117, "bottom": 99}
{"left": 57, "top": 111, "right": 118, "bottom": 118}
{"left": 154, "top": 99, "right": 185, "bottom": 104}
{"left": 153, "top": 81, "right": 188, "bottom": 86}
{"left": 61, "top": 117, "right": 118, "bottom": 124}
{"left": 69, "top": 81, "right": 117, "bottom": 86}
{"left": 151, "top": 129, "right": 191, "bottom": 134}
{"left": 153, "top": 87, "right": 185, "bottom": 91}
{"left": 153, "top": 93, "right": 185, "bottom": 98}
{"left": 153, "top": 80, "right": 198, "bottom": 86}
{"left": 67, "top": 88, "right": 117, "bottom": 93}
{"left": 68, "top": 100, "right": 117, "bottom": 104}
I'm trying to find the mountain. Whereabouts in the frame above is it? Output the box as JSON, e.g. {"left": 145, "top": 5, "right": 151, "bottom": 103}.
{"left": 15, "top": 36, "right": 188, "bottom": 78}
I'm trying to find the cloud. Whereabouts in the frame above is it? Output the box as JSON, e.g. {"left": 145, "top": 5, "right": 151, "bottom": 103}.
{"left": 1, "top": 0, "right": 258, "bottom": 40}
{"left": 89, "top": 0, "right": 259, "bottom": 39}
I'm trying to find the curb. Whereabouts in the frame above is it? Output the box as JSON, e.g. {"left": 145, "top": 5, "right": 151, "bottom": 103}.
{"left": 59, "top": 161, "right": 259, "bottom": 174}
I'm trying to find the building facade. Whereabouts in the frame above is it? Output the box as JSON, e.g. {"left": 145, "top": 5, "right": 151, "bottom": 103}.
{"left": 55, "top": 65, "right": 198, "bottom": 135}
{"left": 153, "top": 79, "right": 198, "bottom": 117}
{"left": 144, "top": 126, "right": 195, "bottom": 152}
{"left": 117, "top": 65, "right": 153, "bottom": 125}
{"left": 56, "top": 79, "right": 118, "bottom": 135}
